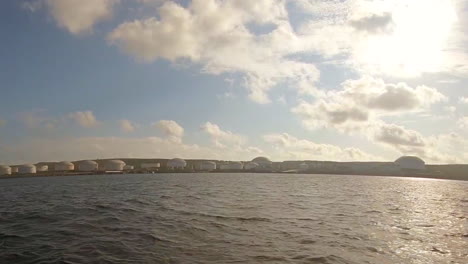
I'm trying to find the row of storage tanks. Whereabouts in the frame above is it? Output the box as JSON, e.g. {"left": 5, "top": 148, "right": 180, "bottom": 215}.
{"left": 0, "top": 156, "right": 427, "bottom": 176}
{"left": 0, "top": 160, "right": 132, "bottom": 176}
{"left": 0, "top": 157, "right": 273, "bottom": 176}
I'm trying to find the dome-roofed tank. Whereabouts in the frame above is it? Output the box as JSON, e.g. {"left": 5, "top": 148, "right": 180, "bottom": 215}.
{"left": 103, "top": 160, "right": 126, "bottom": 171}
{"left": 0, "top": 165, "right": 12, "bottom": 175}
{"left": 252, "top": 157, "right": 272, "bottom": 169}
{"left": 18, "top": 164, "right": 36, "bottom": 174}
{"left": 167, "top": 158, "right": 187, "bottom": 169}
{"left": 395, "top": 156, "right": 425, "bottom": 170}
{"left": 252, "top": 156, "right": 271, "bottom": 164}
{"left": 77, "top": 160, "right": 99, "bottom": 172}
{"left": 55, "top": 161, "right": 75, "bottom": 171}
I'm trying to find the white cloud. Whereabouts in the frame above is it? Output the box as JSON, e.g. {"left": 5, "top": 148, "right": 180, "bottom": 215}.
{"left": 108, "top": 0, "right": 319, "bottom": 104}
{"left": 18, "top": 110, "right": 57, "bottom": 129}
{"left": 46, "top": 0, "right": 117, "bottom": 34}
{"left": 457, "top": 116, "right": 468, "bottom": 129}
{"left": 459, "top": 97, "right": 468, "bottom": 104}
{"left": 296, "top": 0, "right": 466, "bottom": 77}
{"left": 68, "top": 111, "right": 98, "bottom": 128}
{"left": 201, "top": 122, "right": 246, "bottom": 148}
{"left": 154, "top": 120, "right": 184, "bottom": 143}
{"left": 292, "top": 76, "right": 446, "bottom": 130}
{"left": 263, "top": 133, "right": 380, "bottom": 161}
{"left": 119, "top": 119, "right": 136, "bottom": 133}
{"left": 22, "top": 0, "right": 43, "bottom": 12}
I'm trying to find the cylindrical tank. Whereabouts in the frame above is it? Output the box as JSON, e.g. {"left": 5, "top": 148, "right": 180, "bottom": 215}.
{"left": 18, "top": 164, "right": 36, "bottom": 174}
{"left": 167, "top": 158, "right": 187, "bottom": 169}
{"left": 103, "top": 160, "right": 126, "bottom": 171}
{"left": 77, "top": 160, "right": 98, "bottom": 172}
{"left": 55, "top": 161, "right": 75, "bottom": 171}
{"left": 0, "top": 165, "right": 12, "bottom": 175}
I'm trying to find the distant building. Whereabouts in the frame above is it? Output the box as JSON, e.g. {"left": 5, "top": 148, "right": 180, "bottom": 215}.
{"left": 77, "top": 160, "right": 99, "bottom": 172}
{"left": 103, "top": 160, "right": 126, "bottom": 171}
{"left": 167, "top": 158, "right": 187, "bottom": 169}
{"left": 0, "top": 165, "right": 12, "bottom": 176}
{"left": 55, "top": 161, "right": 74, "bottom": 171}
{"left": 18, "top": 164, "right": 36, "bottom": 174}
{"left": 11, "top": 167, "right": 18, "bottom": 174}
{"left": 395, "top": 156, "right": 425, "bottom": 170}
{"left": 198, "top": 161, "right": 216, "bottom": 171}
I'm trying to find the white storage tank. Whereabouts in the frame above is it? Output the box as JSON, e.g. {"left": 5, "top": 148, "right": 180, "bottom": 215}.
{"left": 19, "top": 164, "right": 36, "bottom": 174}
{"left": 167, "top": 158, "right": 187, "bottom": 169}
{"left": 0, "top": 165, "right": 12, "bottom": 175}
{"left": 77, "top": 160, "right": 99, "bottom": 172}
{"left": 244, "top": 162, "right": 258, "bottom": 170}
{"left": 36, "top": 165, "right": 48, "bottom": 172}
{"left": 395, "top": 156, "right": 426, "bottom": 170}
{"left": 220, "top": 162, "right": 243, "bottom": 170}
{"left": 199, "top": 161, "right": 216, "bottom": 171}
{"left": 55, "top": 161, "right": 75, "bottom": 171}
{"left": 141, "top": 163, "right": 161, "bottom": 169}
{"left": 103, "top": 160, "right": 126, "bottom": 171}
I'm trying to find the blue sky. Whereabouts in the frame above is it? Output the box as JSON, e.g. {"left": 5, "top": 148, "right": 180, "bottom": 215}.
{"left": 0, "top": 0, "right": 467, "bottom": 164}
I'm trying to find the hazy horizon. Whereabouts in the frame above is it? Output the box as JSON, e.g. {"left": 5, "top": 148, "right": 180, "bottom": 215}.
{"left": 1, "top": 0, "right": 468, "bottom": 165}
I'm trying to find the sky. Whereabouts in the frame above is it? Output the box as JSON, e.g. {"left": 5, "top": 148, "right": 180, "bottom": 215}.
{"left": 0, "top": 0, "right": 467, "bottom": 165}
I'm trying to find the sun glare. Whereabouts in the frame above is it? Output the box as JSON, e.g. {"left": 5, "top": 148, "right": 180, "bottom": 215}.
{"left": 357, "top": 0, "right": 458, "bottom": 77}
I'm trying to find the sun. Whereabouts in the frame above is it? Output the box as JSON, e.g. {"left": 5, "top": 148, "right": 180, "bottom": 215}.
{"left": 355, "top": 0, "right": 458, "bottom": 77}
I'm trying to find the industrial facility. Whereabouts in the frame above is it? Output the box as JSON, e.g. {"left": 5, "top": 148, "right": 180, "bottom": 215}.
{"left": 0, "top": 165, "right": 12, "bottom": 176}
{"left": 77, "top": 160, "right": 99, "bottom": 172}
{"left": 55, "top": 161, "right": 74, "bottom": 171}
{"left": 167, "top": 158, "right": 187, "bottom": 169}
{"left": 103, "top": 160, "right": 126, "bottom": 171}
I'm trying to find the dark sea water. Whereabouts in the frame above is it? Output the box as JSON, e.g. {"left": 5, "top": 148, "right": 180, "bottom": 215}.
{"left": 0, "top": 173, "right": 467, "bottom": 264}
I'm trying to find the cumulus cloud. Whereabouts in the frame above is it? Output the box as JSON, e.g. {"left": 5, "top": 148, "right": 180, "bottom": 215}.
{"left": 154, "top": 120, "right": 184, "bottom": 143}
{"left": 46, "top": 0, "right": 117, "bottom": 34}
{"left": 350, "top": 13, "right": 393, "bottom": 34}
{"left": 108, "top": 0, "right": 319, "bottom": 103}
{"left": 21, "top": 0, "right": 43, "bottom": 12}
{"left": 460, "top": 97, "right": 468, "bottom": 104}
{"left": 292, "top": 76, "right": 446, "bottom": 130}
{"left": 68, "top": 111, "right": 98, "bottom": 128}
{"left": 119, "top": 119, "right": 136, "bottom": 133}
{"left": 457, "top": 116, "right": 468, "bottom": 129}
{"left": 201, "top": 122, "right": 246, "bottom": 148}
{"left": 263, "top": 133, "right": 380, "bottom": 161}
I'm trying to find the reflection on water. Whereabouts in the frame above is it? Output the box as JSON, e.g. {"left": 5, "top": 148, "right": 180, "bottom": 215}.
{"left": 0, "top": 173, "right": 466, "bottom": 263}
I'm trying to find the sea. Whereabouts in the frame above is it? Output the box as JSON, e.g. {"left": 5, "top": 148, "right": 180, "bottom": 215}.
{"left": 0, "top": 173, "right": 466, "bottom": 264}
